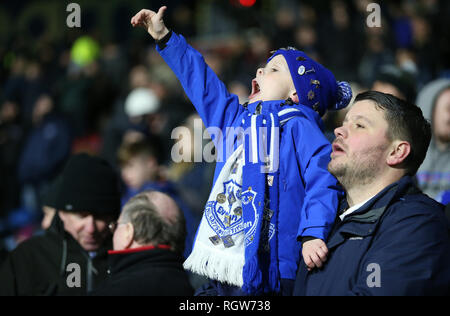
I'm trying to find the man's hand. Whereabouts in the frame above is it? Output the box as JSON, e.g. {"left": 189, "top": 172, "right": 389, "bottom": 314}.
{"left": 131, "top": 7, "right": 169, "bottom": 41}
{"left": 302, "top": 238, "right": 328, "bottom": 271}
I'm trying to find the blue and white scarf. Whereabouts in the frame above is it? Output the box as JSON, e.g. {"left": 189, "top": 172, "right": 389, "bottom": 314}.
{"left": 183, "top": 102, "right": 303, "bottom": 294}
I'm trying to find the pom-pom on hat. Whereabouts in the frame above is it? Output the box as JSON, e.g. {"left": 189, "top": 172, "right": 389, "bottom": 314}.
{"left": 53, "top": 153, "right": 121, "bottom": 216}
{"left": 268, "top": 47, "right": 352, "bottom": 116}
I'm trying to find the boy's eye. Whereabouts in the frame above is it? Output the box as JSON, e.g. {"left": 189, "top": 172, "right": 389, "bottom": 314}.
{"left": 356, "top": 123, "right": 365, "bottom": 129}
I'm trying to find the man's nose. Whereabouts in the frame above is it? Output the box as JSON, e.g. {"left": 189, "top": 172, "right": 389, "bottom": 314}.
{"left": 84, "top": 215, "right": 96, "bottom": 233}
{"left": 334, "top": 125, "right": 346, "bottom": 139}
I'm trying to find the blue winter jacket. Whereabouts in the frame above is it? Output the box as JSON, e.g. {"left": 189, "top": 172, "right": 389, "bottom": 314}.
{"left": 157, "top": 32, "right": 341, "bottom": 280}
{"left": 294, "top": 176, "right": 450, "bottom": 296}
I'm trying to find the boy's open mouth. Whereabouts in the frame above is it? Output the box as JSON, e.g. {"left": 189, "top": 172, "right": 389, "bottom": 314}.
{"left": 248, "top": 79, "right": 260, "bottom": 101}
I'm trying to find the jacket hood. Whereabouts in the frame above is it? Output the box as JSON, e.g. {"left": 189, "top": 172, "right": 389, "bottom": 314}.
{"left": 416, "top": 78, "right": 450, "bottom": 122}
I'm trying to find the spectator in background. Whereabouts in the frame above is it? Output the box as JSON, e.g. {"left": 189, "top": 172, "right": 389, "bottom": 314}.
{"left": 273, "top": 5, "right": 297, "bottom": 49}
{"left": 17, "top": 93, "right": 72, "bottom": 214}
{"left": 0, "top": 154, "right": 121, "bottom": 295}
{"left": 371, "top": 65, "right": 417, "bottom": 103}
{"left": 100, "top": 65, "right": 155, "bottom": 169}
{"left": 117, "top": 138, "right": 200, "bottom": 259}
{"left": 124, "top": 87, "right": 161, "bottom": 143}
{"left": 0, "top": 99, "right": 24, "bottom": 219}
{"left": 5, "top": 59, "right": 48, "bottom": 128}
{"left": 58, "top": 36, "right": 101, "bottom": 138}
{"left": 318, "top": 0, "right": 364, "bottom": 82}
{"left": 410, "top": 14, "right": 438, "bottom": 85}
{"left": 294, "top": 23, "right": 319, "bottom": 61}
{"left": 118, "top": 138, "right": 166, "bottom": 206}
{"left": 416, "top": 79, "right": 450, "bottom": 203}
{"left": 167, "top": 114, "right": 215, "bottom": 218}
{"left": 90, "top": 191, "right": 194, "bottom": 296}
{"left": 358, "top": 20, "right": 396, "bottom": 88}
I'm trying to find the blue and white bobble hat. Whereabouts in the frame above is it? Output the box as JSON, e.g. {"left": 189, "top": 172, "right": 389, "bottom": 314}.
{"left": 268, "top": 47, "right": 352, "bottom": 117}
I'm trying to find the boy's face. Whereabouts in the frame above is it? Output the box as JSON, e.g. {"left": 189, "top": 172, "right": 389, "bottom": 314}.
{"left": 121, "top": 155, "right": 157, "bottom": 190}
{"left": 248, "top": 55, "right": 297, "bottom": 104}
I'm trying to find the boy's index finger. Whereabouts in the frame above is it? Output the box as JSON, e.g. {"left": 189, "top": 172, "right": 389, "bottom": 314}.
{"left": 156, "top": 6, "right": 168, "bottom": 20}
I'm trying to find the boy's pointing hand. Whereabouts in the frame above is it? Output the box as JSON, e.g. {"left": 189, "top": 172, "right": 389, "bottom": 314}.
{"left": 131, "top": 6, "right": 169, "bottom": 41}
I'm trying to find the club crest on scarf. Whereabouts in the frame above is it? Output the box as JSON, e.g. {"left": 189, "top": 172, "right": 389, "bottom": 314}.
{"left": 204, "top": 179, "right": 261, "bottom": 248}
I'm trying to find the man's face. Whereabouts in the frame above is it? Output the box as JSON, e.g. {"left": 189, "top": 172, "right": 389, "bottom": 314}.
{"left": 248, "top": 55, "right": 296, "bottom": 103}
{"left": 120, "top": 155, "right": 156, "bottom": 190}
{"left": 328, "top": 100, "right": 391, "bottom": 186}
{"left": 433, "top": 89, "right": 450, "bottom": 144}
{"left": 58, "top": 211, "right": 114, "bottom": 252}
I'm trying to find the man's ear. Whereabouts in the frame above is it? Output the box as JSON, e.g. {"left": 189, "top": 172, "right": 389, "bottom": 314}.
{"left": 290, "top": 91, "right": 299, "bottom": 104}
{"left": 124, "top": 223, "right": 135, "bottom": 249}
{"left": 386, "top": 141, "right": 411, "bottom": 167}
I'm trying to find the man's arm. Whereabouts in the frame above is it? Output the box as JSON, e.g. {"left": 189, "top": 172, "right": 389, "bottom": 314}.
{"left": 349, "top": 203, "right": 450, "bottom": 296}
{"left": 131, "top": 7, "right": 242, "bottom": 133}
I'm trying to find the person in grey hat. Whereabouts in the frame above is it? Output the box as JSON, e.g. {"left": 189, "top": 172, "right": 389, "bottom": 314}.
{"left": 0, "top": 153, "right": 121, "bottom": 296}
{"left": 416, "top": 79, "right": 450, "bottom": 203}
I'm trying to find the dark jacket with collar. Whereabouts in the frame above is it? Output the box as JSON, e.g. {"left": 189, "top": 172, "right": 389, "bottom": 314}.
{"left": 294, "top": 176, "right": 450, "bottom": 296}
{"left": 89, "top": 245, "right": 194, "bottom": 296}
{"left": 0, "top": 214, "right": 110, "bottom": 296}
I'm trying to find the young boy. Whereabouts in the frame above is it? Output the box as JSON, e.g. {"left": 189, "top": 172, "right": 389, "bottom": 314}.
{"left": 118, "top": 139, "right": 162, "bottom": 206}
{"left": 117, "top": 138, "right": 200, "bottom": 259}
{"left": 131, "top": 7, "right": 352, "bottom": 295}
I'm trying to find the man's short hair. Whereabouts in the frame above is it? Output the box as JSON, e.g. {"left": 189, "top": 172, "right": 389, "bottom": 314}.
{"left": 117, "top": 138, "right": 163, "bottom": 167}
{"left": 121, "top": 191, "right": 186, "bottom": 254}
{"left": 354, "top": 91, "right": 431, "bottom": 176}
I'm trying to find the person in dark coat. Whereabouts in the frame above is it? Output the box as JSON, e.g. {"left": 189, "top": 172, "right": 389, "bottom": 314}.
{"left": 0, "top": 154, "right": 121, "bottom": 295}
{"left": 294, "top": 91, "right": 450, "bottom": 296}
{"left": 90, "top": 191, "right": 194, "bottom": 296}
{"left": 17, "top": 94, "right": 72, "bottom": 212}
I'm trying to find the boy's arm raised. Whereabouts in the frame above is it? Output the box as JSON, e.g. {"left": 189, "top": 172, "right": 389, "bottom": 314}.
{"left": 131, "top": 7, "right": 242, "bottom": 132}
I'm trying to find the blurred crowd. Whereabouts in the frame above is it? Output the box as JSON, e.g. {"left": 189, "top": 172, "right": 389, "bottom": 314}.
{"left": 0, "top": 0, "right": 449, "bottom": 259}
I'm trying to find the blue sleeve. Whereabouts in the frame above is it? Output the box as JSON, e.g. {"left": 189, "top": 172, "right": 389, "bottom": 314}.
{"left": 349, "top": 203, "right": 450, "bottom": 296}
{"left": 156, "top": 32, "right": 242, "bottom": 133}
{"left": 293, "top": 118, "right": 341, "bottom": 241}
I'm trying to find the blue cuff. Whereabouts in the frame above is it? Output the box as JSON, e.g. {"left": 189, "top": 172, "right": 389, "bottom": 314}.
{"left": 299, "top": 227, "right": 326, "bottom": 241}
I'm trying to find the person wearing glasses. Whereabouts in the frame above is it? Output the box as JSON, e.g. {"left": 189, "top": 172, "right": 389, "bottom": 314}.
{"left": 90, "top": 191, "right": 194, "bottom": 296}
